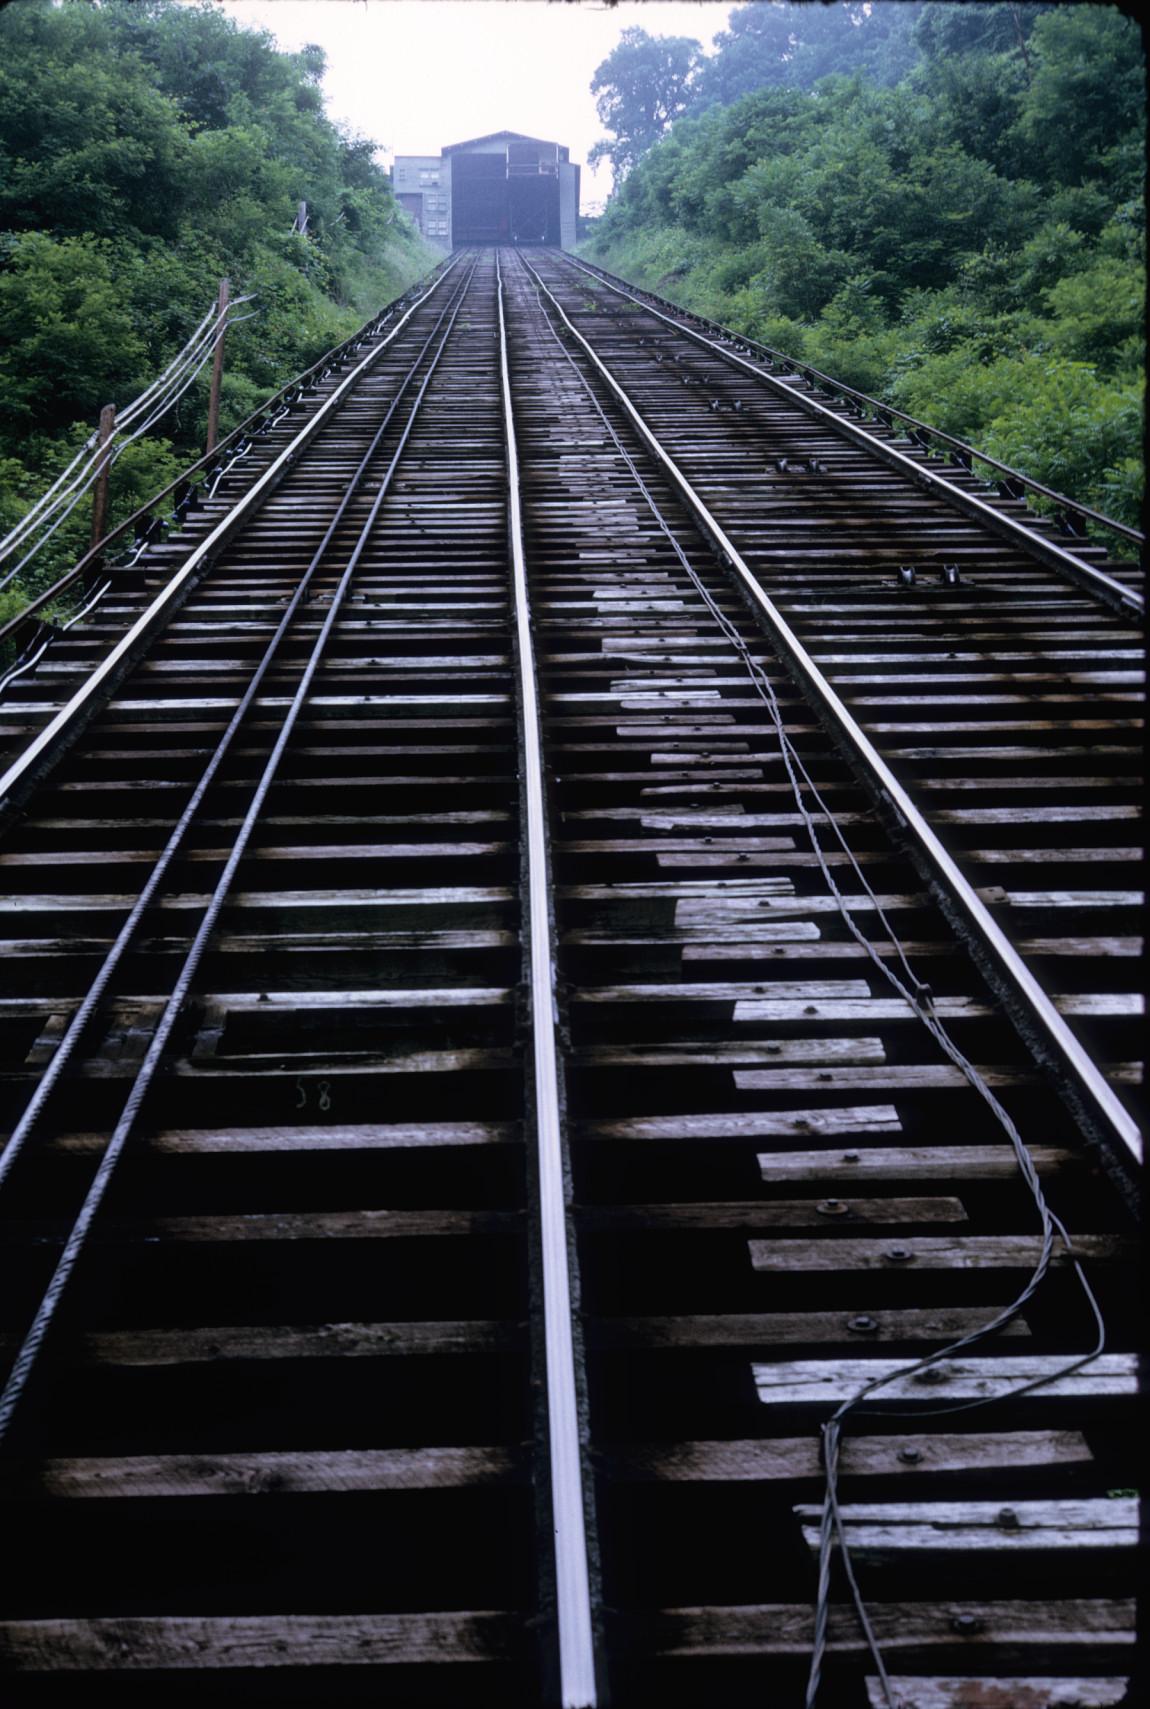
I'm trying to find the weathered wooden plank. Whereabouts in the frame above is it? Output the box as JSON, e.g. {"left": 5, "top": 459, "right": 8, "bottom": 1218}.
{"left": 758, "top": 1145, "right": 1074, "bottom": 1183}
{"left": 215, "top": 986, "right": 512, "bottom": 1012}
{"left": 752, "top": 1355, "right": 1138, "bottom": 1408}
{"left": 46, "top": 1047, "right": 518, "bottom": 1082}
{"left": 732, "top": 995, "right": 1141, "bottom": 1023}
{"left": 996, "top": 890, "right": 1143, "bottom": 910}
{"left": 604, "top": 1430, "right": 1090, "bottom": 1484}
{"left": 747, "top": 1235, "right": 1127, "bottom": 1273}
{"left": 795, "top": 1498, "right": 1137, "bottom": 1555}
{"left": 11, "top": 927, "right": 518, "bottom": 964}
{"left": 578, "top": 979, "right": 871, "bottom": 1003}
{"left": 565, "top": 836, "right": 798, "bottom": 853}
{"left": 582, "top": 1197, "right": 967, "bottom": 1231}
{"left": 645, "top": 1599, "right": 1134, "bottom": 1658}
{"left": 864, "top": 1677, "right": 1129, "bottom": 1708}
{"left": 932, "top": 804, "right": 1141, "bottom": 825}
{"left": 17, "top": 1320, "right": 524, "bottom": 1368}
{"left": 589, "top": 1307, "right": 1026, "bottom": 1349}
{"left": 674, "top": 890, "right": 930, "bottom": 920}
{"left": 679, "top": 924, "right": 824, "bottom": 950}
{"left": 586, "top": 1038, "right": 890, "bottom": 1068}
{"left": 685, "top": 935, "right": 1140, "bottom": 963}
{"left": 658, "top": 849, "right": 894, "bottom": 871}
{"left": 3, "top": 840, "right": 517, "bottom": 870}
{"left": 681, "top": 936, "right": 951, "bottom": 962}
{"left": 736, "top": 1065, "right": 1053, "bottom": 1092}
{"left": 28, "top": 811, "right": 513, "bottom": 832}
{"left": 0, "top": 1611, "right": 519, "bottom": 1670}
{"left": 0, "top": 885, "right": 516, "bottom": 916}
{"left": 568, "top": 878, "right": 796, "bottom": 902}
{"left": 51, "top": 1122, "right": 518, "bottom": 1155}
{"left": 586, "top": 1105, "right": 901, "bottom": 1142}
{"left": 975, "top": 849, "right": 1143, "bottom": 870}
{"left": 638, "top": 813, "right": 870, "bottom": 831}
{"left": 78, "top": 1209, "right": 523, "bottom": 1245}
{"left": 1, "top": 1446, "right": 522, "bottom": 1500}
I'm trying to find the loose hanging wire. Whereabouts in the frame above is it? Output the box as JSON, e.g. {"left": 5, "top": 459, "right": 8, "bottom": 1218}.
{"left": 0, "top": 300, "right": 219, "bottom": 563}
{"left": 0, "top": 293, "right": 255, "bottom": 594}
{"left": 523, "top": 265, "right": 1109, "bottom": 1709}
{"left": 1, "top": 293, "right": 252, "bottom": 561}
{"left": 0, "top": 577, "right": 113, "bottom": 700}
{"left": 0, "top": 308, "right": 219, "bottom": 572}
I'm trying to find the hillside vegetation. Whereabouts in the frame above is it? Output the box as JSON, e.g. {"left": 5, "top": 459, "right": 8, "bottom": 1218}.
{"left": 584, "top": 3, "right": 1144, "bottom": 528}
{"left": 0, "top": 0, "right": 435, "bottom": 609}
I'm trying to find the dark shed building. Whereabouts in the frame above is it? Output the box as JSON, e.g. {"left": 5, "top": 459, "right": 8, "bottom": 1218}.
{"left": 444, "top": 131, "right": 580, "bottom": 248}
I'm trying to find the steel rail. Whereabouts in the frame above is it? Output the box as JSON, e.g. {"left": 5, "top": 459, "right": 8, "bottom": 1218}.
{"left": 496, "top": 254, "right": 599, "bottom": 1709}
{"left": 568, "top": 254, "right": 1145, "bottom": 550}
{"left": 0, "top": 258, "right": 466, "bottom": 823}
{"left": 554, "top": 253, "right": 1144, "bottom": 621}
{"left": 0, "top": 260, "right": 482, "bottom": 1444}
{"left": 0, "top": 266, "right": 476, "bottom": 1200}
{"left": 0, "top": 255, "right": 460, "bottom": 653}
{"left": 518, "top": 253, "right": 1142, "bottom": 1173}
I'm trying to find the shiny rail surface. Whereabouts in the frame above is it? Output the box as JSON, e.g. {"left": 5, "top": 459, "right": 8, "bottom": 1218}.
{"left": 0, "top": 247, "right": 1141, "bottom": 1708}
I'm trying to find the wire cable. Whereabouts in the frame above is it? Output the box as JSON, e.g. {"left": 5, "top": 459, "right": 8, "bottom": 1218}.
{"left": 0, "top": 300, "right": 222, "bottom": 564}
{"left": 0, "top": 296, "right": 255, "bottom": 592}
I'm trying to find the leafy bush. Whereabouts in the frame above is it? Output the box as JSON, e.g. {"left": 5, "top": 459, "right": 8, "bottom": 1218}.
{"left": 583, "top": 2, "right": 1144, "bottom": 527}
{"left": 0, "top": 0, "right": 437, "bottom": 613}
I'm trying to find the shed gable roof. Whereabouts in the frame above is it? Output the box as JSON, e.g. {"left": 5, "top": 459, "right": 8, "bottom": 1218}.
{"left": 442, "top": 130, "right": 559, "bottom": 154}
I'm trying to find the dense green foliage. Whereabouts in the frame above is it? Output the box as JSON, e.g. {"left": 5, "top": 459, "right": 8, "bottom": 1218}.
{"left": 589, "top": 28, "right": 703, "bottom": 182}
{"left": 585, "top": 3, "right": 1144, "bottom": 527}
{"left": 697, "top": 0, "right": 927, "bottom": 105}
{"left": 0, "top": 0, "right": 435, "bottom": 610}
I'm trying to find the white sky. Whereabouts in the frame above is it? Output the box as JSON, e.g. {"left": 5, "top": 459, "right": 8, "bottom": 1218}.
{"left": 217, "top": 0, "right": 737, "bottom": 211}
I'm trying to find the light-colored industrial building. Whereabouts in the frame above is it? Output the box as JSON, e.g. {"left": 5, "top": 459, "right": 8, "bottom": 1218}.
{"left": 391, "top": 154, "right": 451, "bottom": 246}
{"left": 392, "top": 132, "right": 580, "bottom": 251}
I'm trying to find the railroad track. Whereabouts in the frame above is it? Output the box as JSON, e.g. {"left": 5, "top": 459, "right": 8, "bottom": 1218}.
{"left": 0, "top": 247, "right": 1141, "bottom": 1708}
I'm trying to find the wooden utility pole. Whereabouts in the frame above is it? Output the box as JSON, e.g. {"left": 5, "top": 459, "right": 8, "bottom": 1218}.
{"left": 205, "top": 275, "right": 230, "bottom": 454}
{"left": 89, "top": 403, "right": 116, "bottom": 549}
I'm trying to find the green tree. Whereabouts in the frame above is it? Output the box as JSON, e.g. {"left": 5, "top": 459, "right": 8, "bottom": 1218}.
{"left": 0, "top": 0, "right": 436, "bottom": 606}
{"left": 1011, "top": 6, "right": 1145, "bottom": 193}
{"left": 0, "top": 234, "right": 147, "bottom": 427}
{"left": 589, "top": 28, "right": 702, "bottom": 181}
{"left": 584, "top": 0, "right": 1144, "bottom": 525}
{"left": 696, "top": 1, "right": 926, "bottom": 108}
